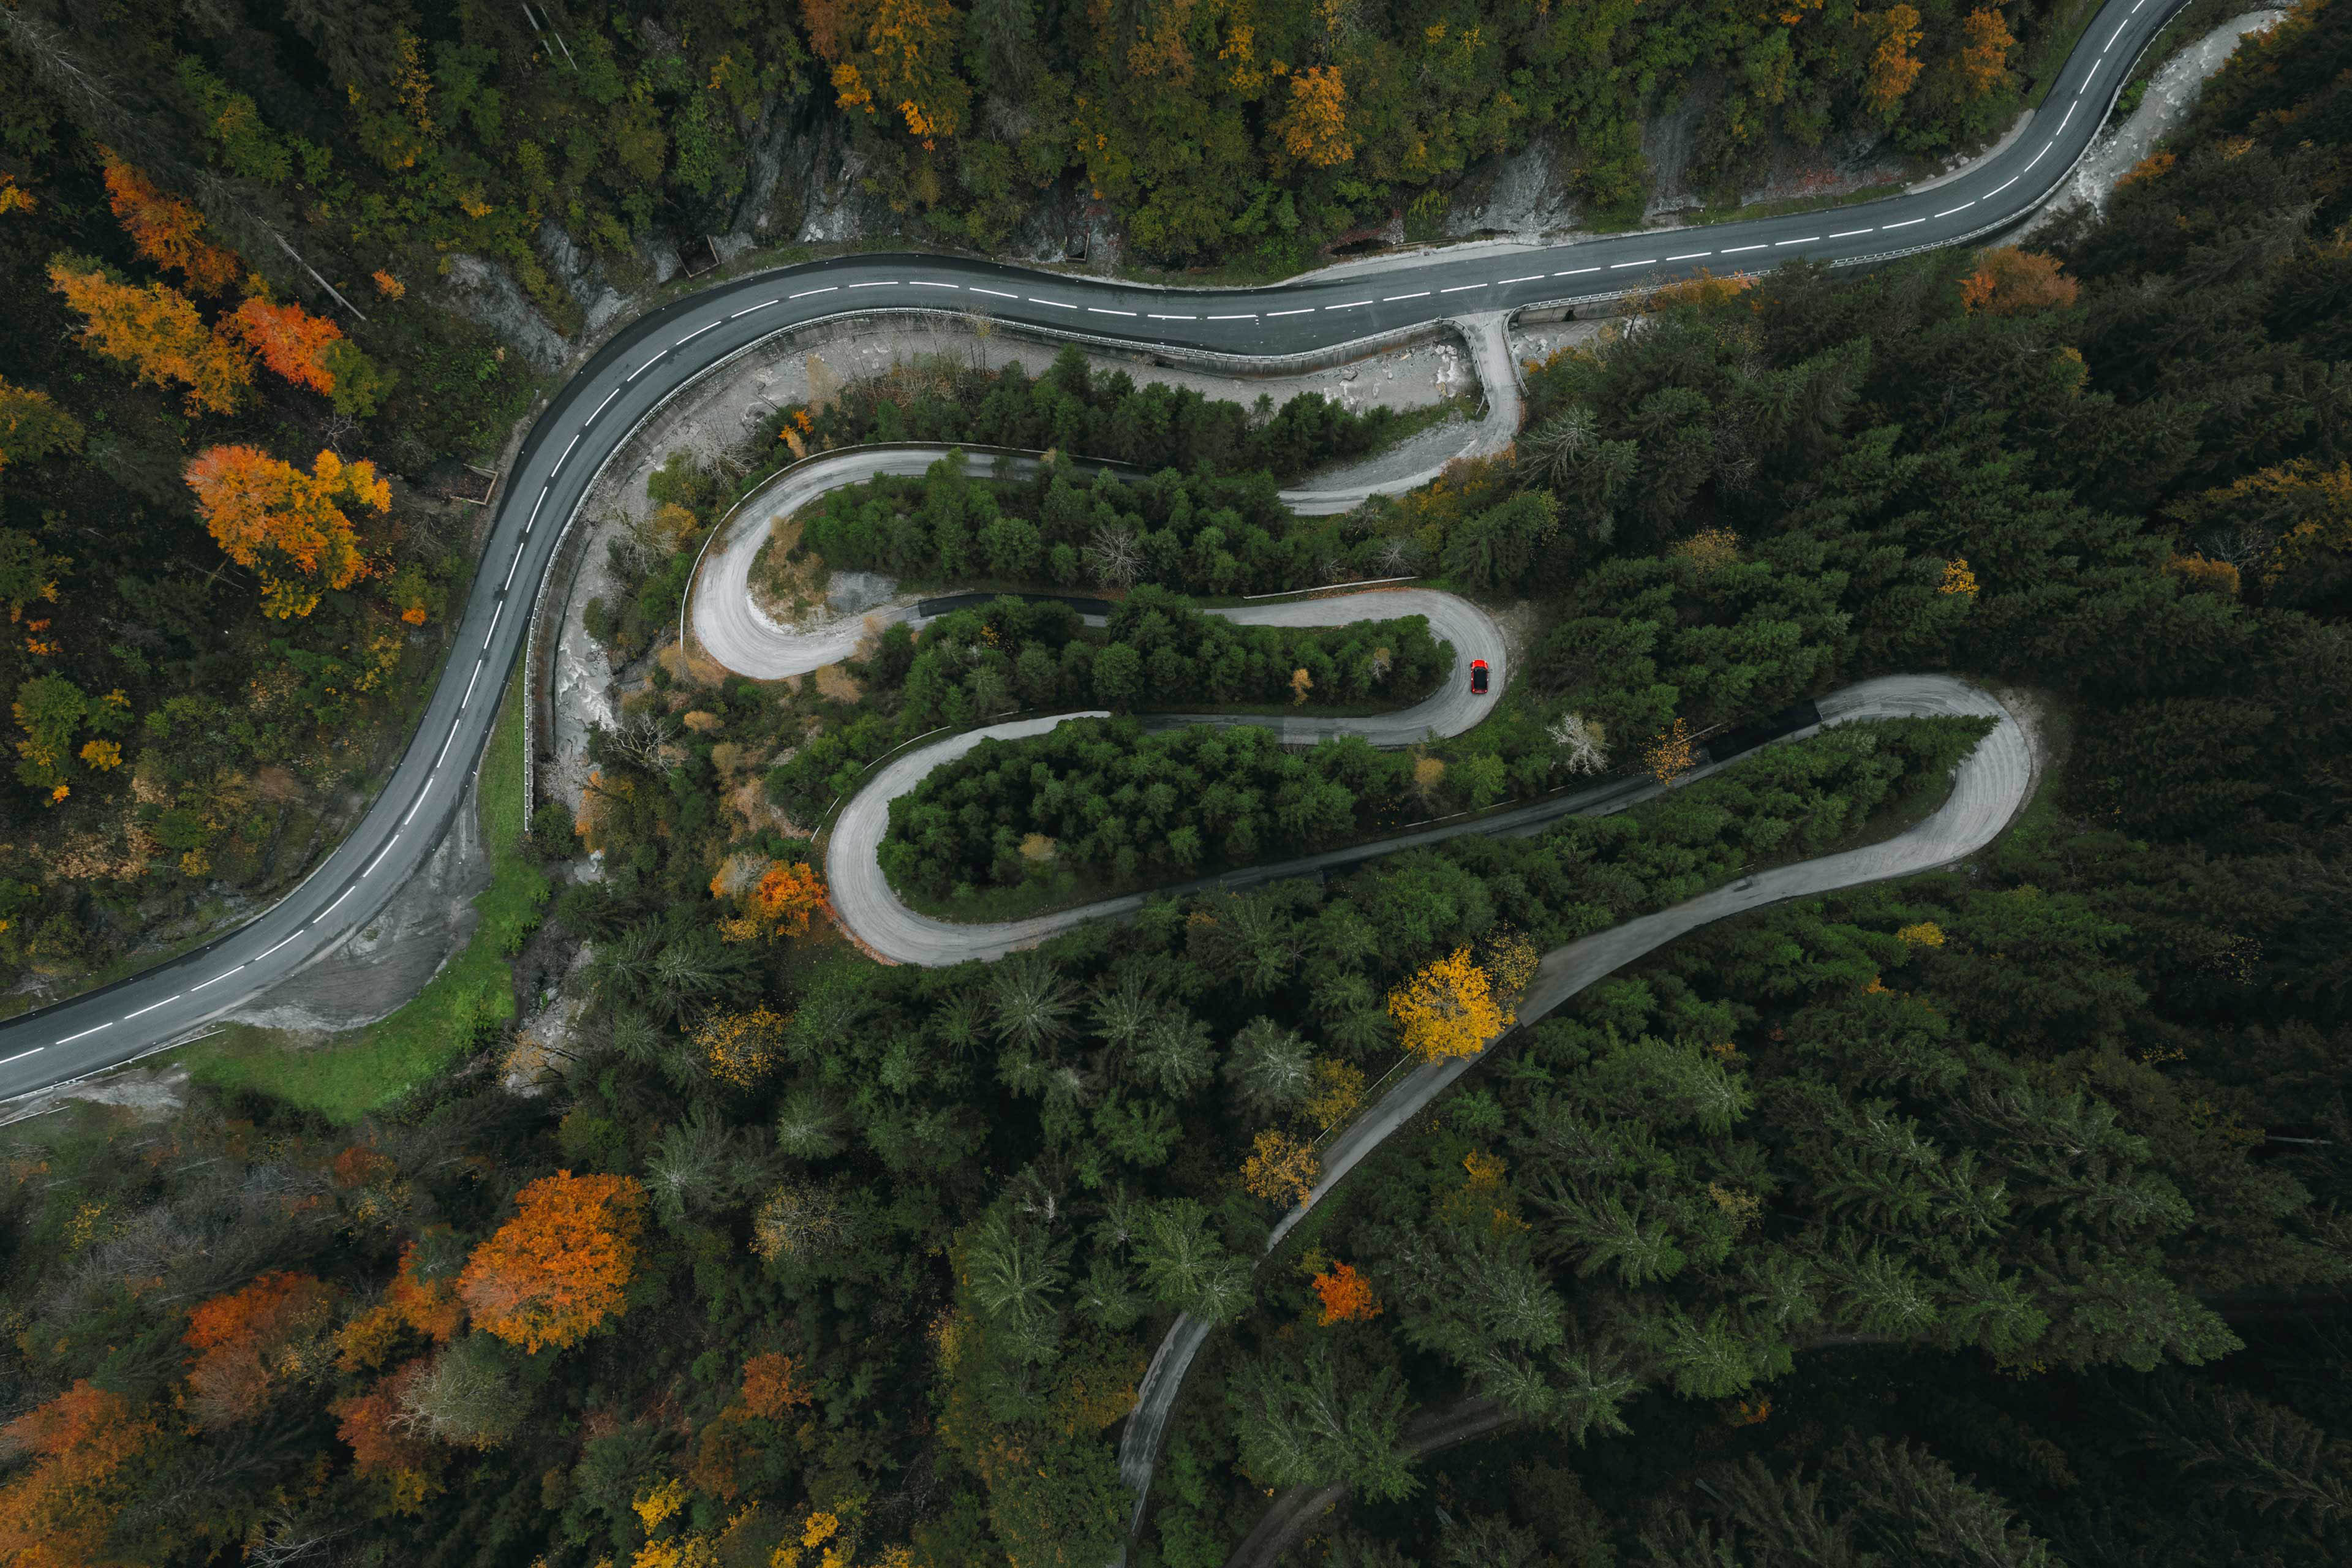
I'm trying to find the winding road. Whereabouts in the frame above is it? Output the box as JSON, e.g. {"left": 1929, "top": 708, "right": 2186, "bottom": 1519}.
{"left": 1110, "top": 673, "right": 2034, "bottom": 1532}
{"left": 0, "top": 0, "right": 2169, "bottom": 1101}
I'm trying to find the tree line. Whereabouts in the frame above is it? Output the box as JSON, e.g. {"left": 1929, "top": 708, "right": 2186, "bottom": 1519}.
{"left": 763, "top": 584, "right": 1445, "bottom": 825}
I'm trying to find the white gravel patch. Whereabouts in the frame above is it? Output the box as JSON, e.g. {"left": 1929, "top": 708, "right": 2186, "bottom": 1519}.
{"left": 2021, "top": 10, "right": 2289, "bottom": 238}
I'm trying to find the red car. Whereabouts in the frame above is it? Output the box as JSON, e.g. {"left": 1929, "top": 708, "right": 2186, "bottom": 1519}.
{"left": 1470, "top": 658, "right": 1490, "bottom": 695}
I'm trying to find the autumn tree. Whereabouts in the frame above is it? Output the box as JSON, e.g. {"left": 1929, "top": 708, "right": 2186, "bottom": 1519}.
{"left": 0, "top": 378, "right": 85, "bottom": 473}
{"left": 824, "top": 0, "right": 973, "bottom": 143}
{"left": 1311, "top": 1261, "right": 1382, "bottom": 1325}
{"left": 100, "top": 149, "right": 241, "bottom": 293}
{"left": 1643, "top": 717, "right": 1698, "bottom": 783}
{"left": 1956, "top": 9, "right": 2015, "bottom": 97}
{"left": 739, "top": 1352, "right": 816, "bottom": 1418}
{"left": 1860, "top": 6, "right": 1925, "bottom": 117}
{"left": 1277, "top": 66, "right": 1355, "bottom": 168}
{"left": 1959, "top": 247, "right": 2078, "bottom": 315}
{"left": 330, "top": 1359, "right": 435, "bottom": 1485}
{"left": 458, "top": 1171, "right": 646, "bottom": 1353}
{"left": 225, "top": 295, "right": 339, "bottom": 395}
{"left": 1242, "top": 1129, "right": 1321, "bottom": 1206}
{"left": 694, "top": 1005, "right": 790, "bottom": 1087}
{"left": 47, "top": 253, "right": 252, "bottom": 415}
{"left": 715, "top": 860, "right": 830, "bottom": 943}
{"left": 1387, "top": 948, "right": 1513, "bottom": 1062}
{"left": 184, "top": 445, "right": 387, "bottom": 618}
{"left": 183, "top": 1270, "right": 342, "bottom": 1425}
{"left": 0, "top": 1383, "right": 163, "bottom": 1568}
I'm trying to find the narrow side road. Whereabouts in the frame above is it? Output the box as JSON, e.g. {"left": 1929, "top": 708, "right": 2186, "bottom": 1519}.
{"left": 1112, "top": 674, "right": 2032, "bottom": 1532}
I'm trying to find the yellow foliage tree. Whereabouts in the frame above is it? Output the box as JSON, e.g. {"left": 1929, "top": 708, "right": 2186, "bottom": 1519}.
{"left": 1276, "top": 66, "right": 1355, "bottom": 167}
{"left": 694, "top": 1005, "right": 790, "bottom": 1088}
{"left": 1860, "top": 6, "right": 1925, "bottom": 116}
{"left": 1240, "top": 1129, "right": 1320, "bottom": 1206}
{"left": 184, "top": 446, "right": 388, "bottom": 618}
{"left": 1387, "top": 948, "right": 1513, "bottom": 1062}
{"left": 47, "top": 253, "right": 252, "bottom": 415}
{"left": 1643, "top": 718, "right": 1698, "bottom": 783}
{"left": 1956, "top": 9, "right": 2014, "bottom": 97}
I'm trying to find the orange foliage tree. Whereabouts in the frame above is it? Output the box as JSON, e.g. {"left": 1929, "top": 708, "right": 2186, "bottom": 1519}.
{"left": 459, "top": 1172, "right": 646, "bottom": 1352}
{"left": 99, "top": 150, "right": 241, "bottom": 293}
{"left": 1958, "top": 247, "right": 2078, "bottom": 316}
{"left": 1956, "top": 9, "right": 2014, "bottom": 97}
{"left": 739, "top": 1351, "right": 817, "bottom": 1418}
{"left": 1860, "top": 6, "right": 1925, "bottom": 117}
{"left": 715, "top": 859, "right": 831, "bottom": 943}
{"left": 0, "top": 1382, "right": 162, "bottom": 1568}
{"left": 183, "top": 1270, "right": 342, "bottom": 1425}
{"left": 185, "top": 445, "right": 388, "bottom": 618}
{"left": 330, "top": 1358, "right": 435, "bottom": 1483}
{"left": 47, "top": 253, "right": 252, "bottom": 415}
{"left": 1643, "top": 717, "right": 1698, "bottom": 783}
{"left": 1310, "top": 1261, "right": 1382, "bottom": 1324}
{"left": 1387, "top": 948, "right": 1513, "bottom": 1062}
{"left": 339, "top": 1237, "right": 467, "bottom": 1372}
{"left": 225, "top": 296, "right": 343, "bottom": 396}
{"left": 1276, "top": 66, "right": 1355, "bottom": 167}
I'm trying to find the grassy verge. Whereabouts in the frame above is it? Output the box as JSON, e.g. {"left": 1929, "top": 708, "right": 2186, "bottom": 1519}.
{"left": 169, "top": 666, "right": 549, "bottom": 1124}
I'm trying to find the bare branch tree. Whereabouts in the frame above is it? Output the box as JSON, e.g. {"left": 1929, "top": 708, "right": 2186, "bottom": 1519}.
{"left": 1547, "top": 710, "right": 1610, "bottom": 775}
{"left": 1083, "top": 523, "right": 1144, "bottom": 590}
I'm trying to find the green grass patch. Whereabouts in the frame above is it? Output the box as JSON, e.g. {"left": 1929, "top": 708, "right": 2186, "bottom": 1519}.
{"left": 171, "top": 666, "right": 550, "bottom": 1123}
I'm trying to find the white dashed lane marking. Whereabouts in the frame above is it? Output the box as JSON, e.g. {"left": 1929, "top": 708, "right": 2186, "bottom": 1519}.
{"left": 56, "top": 1023, "right": 110, "bottom": 1045}
{"left": 1207, "top": 313, "right": 1256, "bottom": 320}
{"left": 674, "top": 320, "right": 718, "bottom": 345}
{"left": 1723, "top": 243, "right": 1769, "bottom": 254}
{"left": 123, "top": 995, "right": 178, "bottom": 1020}
{"left": 848, "top": 281, "right": 895, "bottom": 289}
{"left": 1, "top": 1046, "right": 44, "bottom": 1065}
{"left": 1774, "top": 236, "right": 1820, "bottom": 246}
{"left": 1555, "top": 268, "right": 1600, "bottom": 276}
{"left": 1384, "top": 292, "right": 1429, "bottom": 301}
{"left": 1441, "top": 284, "right": 1485, "bottom": 293}
{"left": 1030, "top": 298, "right": 1077, "bottom": 309}
{"left": 1608, "top": 258, "right": 1655, "bottom": 270}
{"left": 1885, "top": 217, "right": 1926, "bottom": 230}
{"left": 1667, "top": 252, "right": 1711, "bottom": 262}
{"left": 1934, "top": 203, "right": 1974, "bottom": 218}
{"left": 910, "top": 281, "right": 957, "bottom": 290}
{"left": 1088, "top": 307, "right": 1136, "bottom": 317}
{"left": 1499, "top": 275, "right": 1544, "bottom": 285}
{"left": 552, "top": 432, "right": 580, "bottom": 475}
{"left": 970, "top": 287, "right": 1017, "bottom": 300}
{"left": 1324, "top": 300, "right": 1371, "bottom": 310}
{"left": 789, "top": 287, "right": 837, "bottom": 299}
{"left": 1267, "top": 308, "right": 1313, "bottom": 317}
{"left": 1150, "top": 313, "right": 1198, "bottom": 320}
{"left": 1828, "top": 229, "right": 1873, "bottom": 239}
{"left": 590, "top": 387, "right": 620, "bottom": 422}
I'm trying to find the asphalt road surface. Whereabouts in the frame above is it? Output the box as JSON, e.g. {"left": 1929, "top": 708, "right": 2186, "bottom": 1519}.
{"left": 1114, "top": 673, "right": 2034, "bottom": 1531}
{"left": 0, "top": 0, "right": 2166, "bottom": 1101}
